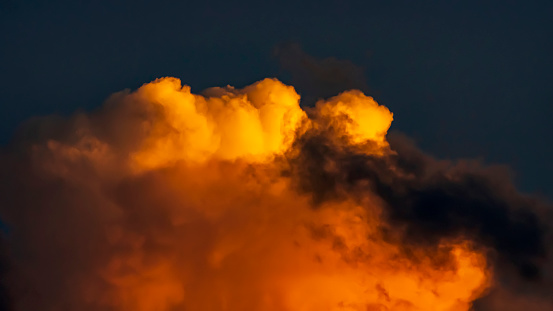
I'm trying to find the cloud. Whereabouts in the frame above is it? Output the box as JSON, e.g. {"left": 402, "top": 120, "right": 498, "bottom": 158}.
{"left": 0, "top": 77, "right": 549, "bottom": 310}
{"left": 290, "top": 126, "right": 548, "bottom": 278}
{"left": 274, "top": 42, "right": 369, "bottom": 105}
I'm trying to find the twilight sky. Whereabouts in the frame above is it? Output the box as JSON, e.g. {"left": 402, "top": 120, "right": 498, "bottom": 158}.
{"left": 1, "top": 0, "right": 552, "bottom": 197}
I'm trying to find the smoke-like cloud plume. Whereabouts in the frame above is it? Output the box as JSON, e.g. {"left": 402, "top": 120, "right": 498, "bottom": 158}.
{"left": 0, "top": 77, "right": 550, "bottom": 311}
{"left": 274, "top": 42, "right": 369, "bottom": 105}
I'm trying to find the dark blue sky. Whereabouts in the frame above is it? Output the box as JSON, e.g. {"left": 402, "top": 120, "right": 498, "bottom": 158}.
{"left": 1, "top": 0, "right": 552, "bottom": 196}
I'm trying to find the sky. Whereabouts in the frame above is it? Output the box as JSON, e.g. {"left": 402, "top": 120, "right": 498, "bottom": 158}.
{"left": 1, "top": 1, "right": 553, "bottom": 310}
{"left": 1, "top": 0, "right": 552, "bottom": 196}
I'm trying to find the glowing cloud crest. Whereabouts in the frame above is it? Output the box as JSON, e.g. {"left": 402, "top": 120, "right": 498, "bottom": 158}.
{"left": 5, "top": 77, "right": 547, "bottom": 311}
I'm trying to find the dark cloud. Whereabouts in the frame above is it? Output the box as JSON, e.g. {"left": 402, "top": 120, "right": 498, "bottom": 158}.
{"left": 288, "top": 124, "right": 549, "bottom": 281}
{"left": 0, "top": 238, "right": 12, "bottom": 311}
{"left": 274, "top": 43, "right": 369, "bottom": 105}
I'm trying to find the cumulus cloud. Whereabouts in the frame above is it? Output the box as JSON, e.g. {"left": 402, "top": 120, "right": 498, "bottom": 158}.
{"left": 0, "top": 77, "right": 549, "bottom": 311}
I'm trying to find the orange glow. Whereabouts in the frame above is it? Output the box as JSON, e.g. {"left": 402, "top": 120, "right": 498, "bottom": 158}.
{"left": 128, "top": 77, "right": 306, "bottom": 170}
{"left": 24, "top": 77, "right": 492, "bottom": 310}
{"left": 315, "top": 90, "right": 393, "bottom": 147}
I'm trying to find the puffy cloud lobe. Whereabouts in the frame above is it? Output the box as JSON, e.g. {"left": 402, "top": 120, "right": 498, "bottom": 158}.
{"left": 122, "top": 77, "right": 306, "bottom": 170}
{"left": 0, "top": 77, "right": 548, "bottom": 311}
